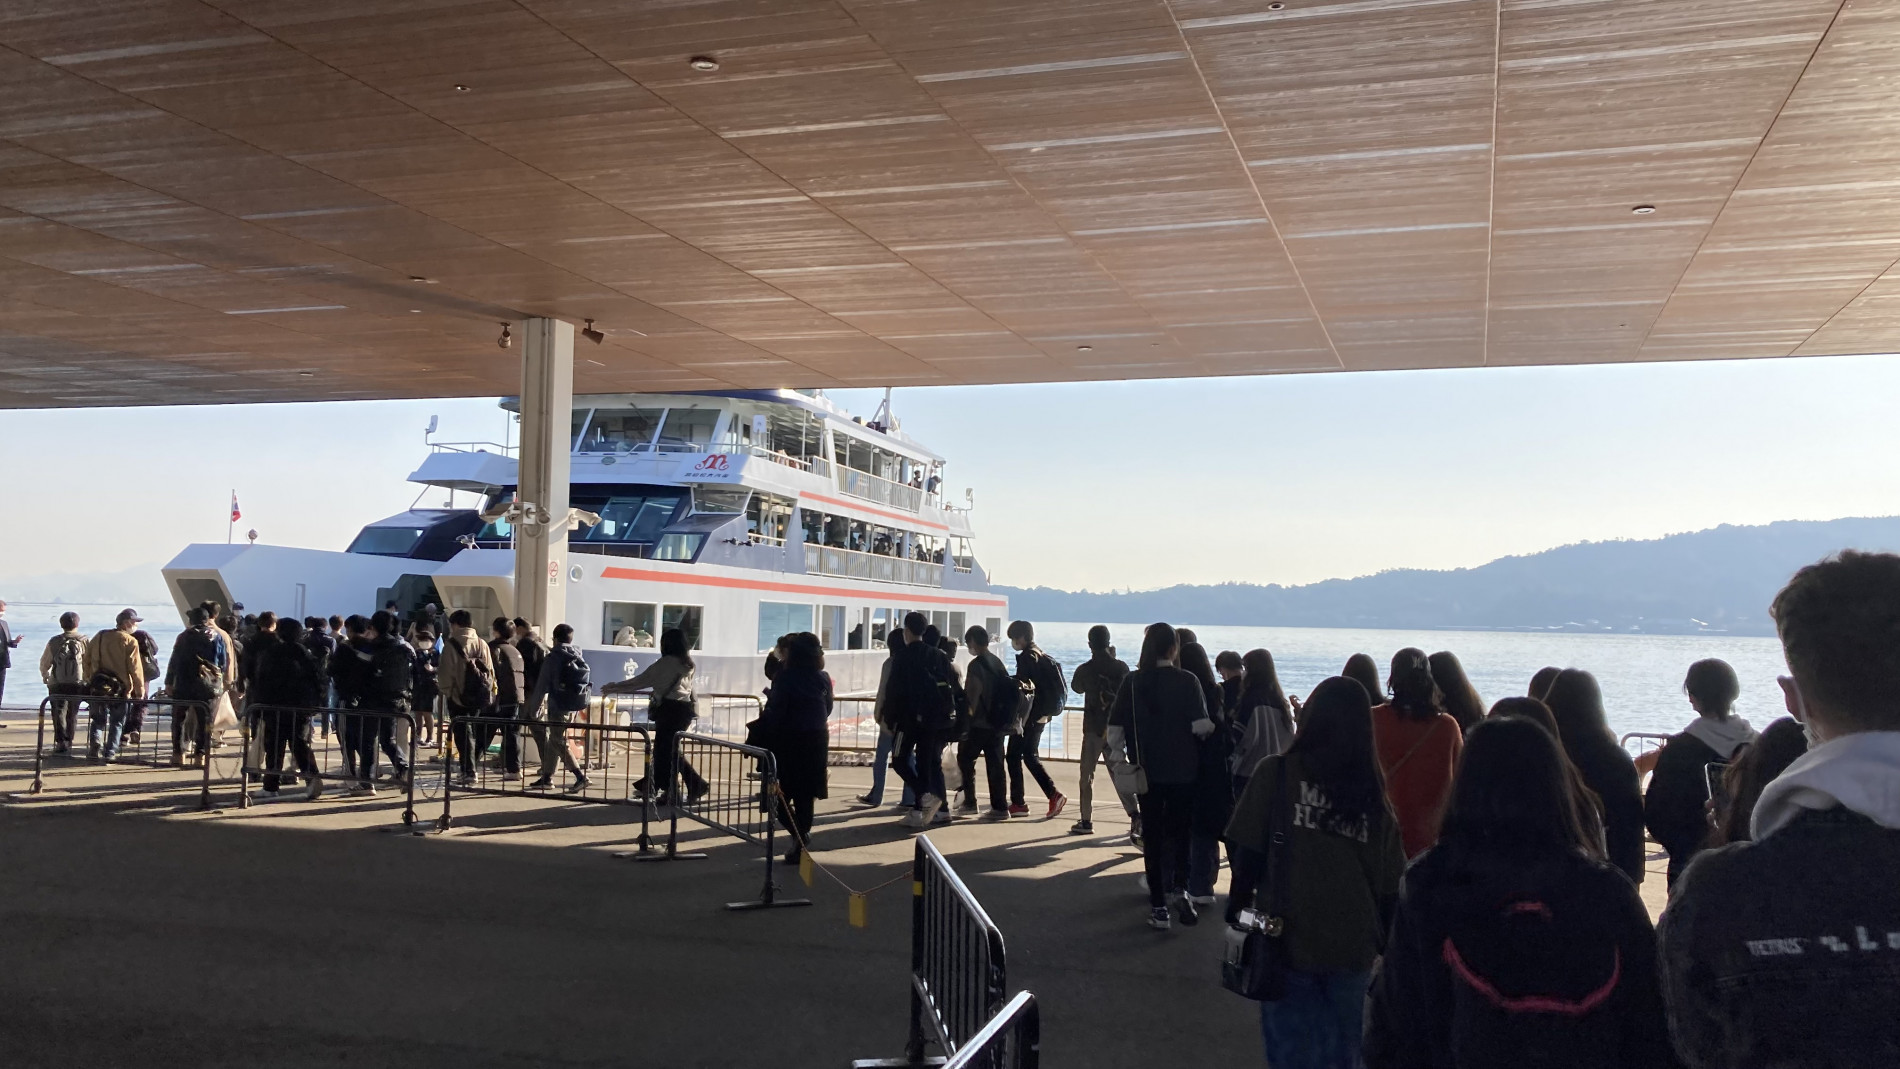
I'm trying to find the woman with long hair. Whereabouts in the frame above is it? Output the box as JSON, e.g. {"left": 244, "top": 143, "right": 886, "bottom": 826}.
{"left": 1488, "top": 696, "right": 1608, "bottom": 860}
{"left": 602, "top": 627, "right": 706, "bottom": 805}
{"left": 1643, "top": 658, "right": 1758, "bottom": 887}
{"left": 1225, "top": 677, "right": 1405, "bottom": 1069}
{"left": 1107, "top": 622, "right": 1215, "bottom": 930}
{"left": 1427, "top": 650, "right": 1485, "bottom": 732}
{"left": 1180, "top": 642, "right": 1234, "bottom": 906}
{"left": 1229, "top": 648, "right": 1294, "bottom": 787}
{"left": 1365, "top": 718, "right": 1673, "bottom": 1068}
{"left": 1543, "top": 668, "right": 1645, "bottom": 883}
{"left": 752, "top": 632, "right": 832, "bottom": 863}
{"left": 1372, "top": 648, "right": 1463, "bottom": 858}
{"left": 1712, "top": 716, "right": 1808, "bottom": 846}
{"left": 1528, "top": 665, "right": 1561, "bottom": 702}
{"left": 1342, "top": 653, "right": 1385, "bottom": 708}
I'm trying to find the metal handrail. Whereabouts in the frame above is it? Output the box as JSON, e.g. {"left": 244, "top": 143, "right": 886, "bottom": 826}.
{"left": 637, "top": 732, "right": 812, "bottom": 911}
{"left": 438, "top": 714, "right": 653, "bottom": 850}
{"left": 944, "top": 991, "right": 1039, "bottom": 1069}
{"left": 236, "top": 705, "right": 419, "bottom": 826}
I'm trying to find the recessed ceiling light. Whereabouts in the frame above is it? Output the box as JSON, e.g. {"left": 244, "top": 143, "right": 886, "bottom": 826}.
{"left": 1632, "top": 204, "right": 1656, "bottom": 214}
{"left": 689, "top": 55, "right": 720, "bottom": 71}
{"left": 1077, "top": 344, "right": 1094, "bottom": 352}
{"left": 1268, "top": 2, "right": 1285, "bottom": 8}
{"left": 298, "top": 371, "right": 314, "bottom": 377}
{"left": 408, "top": 275, "right": 436, "bottom": 284}
{"left": 454, "top": 84, "right": 471, "bottom": 92}
{"left": 409, "top": 308, "right": 421, "bottom": 313}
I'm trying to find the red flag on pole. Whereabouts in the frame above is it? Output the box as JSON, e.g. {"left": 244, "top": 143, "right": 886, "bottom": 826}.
{"left": 230, "top": 493, "right": 242, "bottom": 522}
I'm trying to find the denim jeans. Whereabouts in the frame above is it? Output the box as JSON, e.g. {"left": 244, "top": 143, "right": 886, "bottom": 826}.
{"left": 864, "top": 727, "right": 915, "bottom": 806}
{"left": 1258, "top": 969, "right": 1372, "bottom": 1069}
{"left": 87, "top": 699, "right": 129, "bottom": 758}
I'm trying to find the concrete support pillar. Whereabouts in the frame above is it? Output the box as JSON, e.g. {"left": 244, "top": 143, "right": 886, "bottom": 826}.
{"left": 514, "top": 317, "right": 574, "bottom": 632}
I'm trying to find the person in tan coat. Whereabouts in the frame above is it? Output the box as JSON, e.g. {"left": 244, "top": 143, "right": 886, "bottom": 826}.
{"left": 83, "top": 608, "right": 146, "bottom": 761}
{"left": 439, "top": 609, "right": 496, "bottom": 786}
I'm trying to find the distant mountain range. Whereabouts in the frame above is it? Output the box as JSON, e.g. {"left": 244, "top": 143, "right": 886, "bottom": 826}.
{"left": 997, "top": 517, "right": 1900, "bottom": 636}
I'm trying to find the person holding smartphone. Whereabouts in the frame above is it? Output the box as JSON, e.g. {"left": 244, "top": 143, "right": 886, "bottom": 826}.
{"left": 1643, "top": 658, "right": 1756, "bottom": 889}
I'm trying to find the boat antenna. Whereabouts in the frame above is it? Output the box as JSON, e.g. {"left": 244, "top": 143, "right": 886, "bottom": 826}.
{"left": 870, "top": 387, "right": 893, "bottom": 432}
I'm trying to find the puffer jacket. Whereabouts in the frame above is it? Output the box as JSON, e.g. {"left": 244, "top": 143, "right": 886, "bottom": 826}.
{"left": 249, "top": 640, "right": 325, "bottom": 709}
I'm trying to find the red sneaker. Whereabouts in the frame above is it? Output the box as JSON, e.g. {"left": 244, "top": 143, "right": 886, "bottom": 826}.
{"left": 1045, "top": 794, "right": 1068, "bottom": 820}
{"left": 1007, "top": 803, "right": 1029, "bottom": 817}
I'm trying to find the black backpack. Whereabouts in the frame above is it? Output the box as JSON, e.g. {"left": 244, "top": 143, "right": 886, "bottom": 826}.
{"left": 456, "top": 636, "right": 494, "bottom": 708}
{"left": 1029, "top": 650, "right": 1067, "bottom": 720}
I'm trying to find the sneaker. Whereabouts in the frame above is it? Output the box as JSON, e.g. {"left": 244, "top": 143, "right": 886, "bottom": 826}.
{"left": 1045, "top": 794, "right": 1068, "bottom": 820}
{"left": 260, "top": 787, "right": 280, "bottom": 799}
{"left": 900, "top": 809, "right": 926, "bottom": 829}
{"left": 362, "top": 783, "right": 379, "bottom": 797}
{"left": 855, "top": 793, "right": 883, "bottom": 806}
{"left": 919, "top": 793, "right": 944, "bottom": 826}
{"left": 1007, "top": 803, "right": 1029, "bottom": 818}
{"left": 564, "top": 776, "right": 589, "bottom": 794}
{"left": 1147, "top": 907, "right": 1172, "bottom": 931}
{"left": 977, "top": 809, "right": 1010, "bottom": 823}
{"left": 501, "top": 771, "right": 520, "bottom": 783}
{"left": 932, "top": 808, "right": 955, "bottom": 824}
{"left": 955, "top": 796, "right": 978, "bottom": 813}
{"left": 456, "top": 774, "right": 475, "bottom": 788}
{"left": 526, "top": 779, "right": 552, "bottom": 791}
{"left": 1173, "top": 893, "right": 1200, "bottom": 928}
{"left": 1068, "top": 819, "right": 1094, "bottom": 835}
{"left": 687, "top": 781, "right": 710, "bottom": 804}
{"left": 1190, "top": 894, "right": 1216, "bottom": 906}
{"left": 124, "top": 732, "right": 141, "bottom": 748}
{"left": 305, "top": 776, "right": 324, "bottom": 801}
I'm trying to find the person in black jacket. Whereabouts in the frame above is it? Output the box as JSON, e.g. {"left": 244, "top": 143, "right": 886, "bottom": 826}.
{"left": 1643, "top": 658, "right": 1756, "bottom": 888}
{"left": 753, "top": 632, "right": 832, "bottom": 863}
{"left": 1660, "top": 551, "right": 1900, "bottom": 1069}
{"left": 248, "top": 617, "right": 324, "bottom": 799}
{"left": 526, "top": 623, "right": 589, "bottom": 793}
{"left": 1179, "top": 641, "right": 1233, "bottom": 905}
{"left": 957, "top": 625, "right": 1013, "bottom": 822}
{"left": 514, "top": 617, "right": 548, "bottom": 714}
{"left": 1366, "top": 717, "right": 1676, "bottom": 1069}
{"left": 357, "top": 610, "right": 415, "bottom": 794}
{"left": 1544, "top": 668, "right": 1646, "bottom": 884}
{"left": 1108, "top": 622, "right": 1214, "bottom": 930}
{"left": 1005, "top": 620, "right": 1067, "bottom": 820}
{"left": 886, "top": 612, "right": 957, "bottom": 827}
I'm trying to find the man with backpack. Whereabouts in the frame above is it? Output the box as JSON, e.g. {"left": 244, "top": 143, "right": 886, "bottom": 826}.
{"left": 358, "top": 610, "right": 415, "bottom": 793}
{"left": 328, "top": 615, "right": 375, "bottom": 791}
{"left": 1069, "top": 625, "right": 1136, "bottom": 837}
{"left": 1005, "top": 620, "right": 1068, "bottom": 821}
{"left": 956, "top": 625, "right": 1014, "bottom": 822}
{"left": 83, "top": 608, "right": 146, "bottom": 762}
{"left": 166, "top": 607, "right": 227, "bottom": 765}
{"left": 488, "top": 618, "right": 528, "bottom": 782}
{"left": 39, "top": 612, "right": 87, "bottom": 754}
{"left": 887, "top": 612, "right": 958, "bottom": 827}
{"left": 439, "top": 609, "right": 497, "bottom": 786}
{"left": 526, "top": 623, "right": 590, "bottom": 793}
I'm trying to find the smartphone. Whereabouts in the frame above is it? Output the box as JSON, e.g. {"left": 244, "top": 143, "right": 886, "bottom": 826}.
{"left": 1703, "top": 761, "right": 1731, "bottom": 814}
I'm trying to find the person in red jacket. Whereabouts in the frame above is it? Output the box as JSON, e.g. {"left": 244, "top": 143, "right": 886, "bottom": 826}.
{"left": 1371, "top": 648, "right": 1462, "bottom": 858}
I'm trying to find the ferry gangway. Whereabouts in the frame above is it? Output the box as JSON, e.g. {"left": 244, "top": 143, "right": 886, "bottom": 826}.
{"left": 943, "top": 991, "right": 1039, "bottom": 1069}
{"left": 234, "top": 705, "right": 421, "bottom": 826}
{"left": 853, "top": 834, "right": 1012, "bottom": 1068}
{"left": 437, "top": 713, "right": 655, "bottom": 851}
{"left": 633, "top": 732, "right": 811, "bottom": 911}
{"left": 27, "top": 694, "right": 216, "bottom": 810}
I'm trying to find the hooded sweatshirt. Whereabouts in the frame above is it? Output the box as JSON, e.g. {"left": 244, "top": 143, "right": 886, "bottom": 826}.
{"left": 1751, "top": 729, "right": 1900, "bottom": 839}
{"left": 1684, "top": 713, "right": 1757, "bottom": 760}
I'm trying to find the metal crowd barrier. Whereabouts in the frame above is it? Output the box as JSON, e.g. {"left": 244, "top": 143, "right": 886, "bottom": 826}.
{"left": 29, "top": 694, "right": 217, "bottom": 810}
{"left": 854, "top": 835, "right": 1009, "bottom": 1068}
{"left": 823, "top": 701, "right": 1091, "bottom": 765}
{"left": 438, "top": 713, "right": 655, "bottom": 852}
{"left": 944, "top": 991, "right": 1039, "bottom": 1069}
{"left": 234, "top": 705, "right": 420, "bottom": 826}
{"left": 636, "top": 731, "right": 811, "bottom": 911}
{"left": 1620, "top": 731, "right": 1672, "bottom": 756}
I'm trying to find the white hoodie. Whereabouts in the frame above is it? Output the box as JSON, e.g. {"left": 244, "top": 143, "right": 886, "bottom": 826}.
{"left": 1683, "top": 713, "right": 1757, "bottom": 760}
{"left": 1751, "top": 730, "right": 1900, "bottom": 840}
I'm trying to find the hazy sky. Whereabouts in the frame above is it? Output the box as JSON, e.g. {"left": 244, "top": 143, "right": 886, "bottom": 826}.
{"left": 3, "top": 352, "right": 1898, "bottom": 594}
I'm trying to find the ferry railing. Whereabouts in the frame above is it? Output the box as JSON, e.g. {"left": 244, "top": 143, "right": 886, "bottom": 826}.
{"left": 828, "top": 695, "right": 881, "bottom": 754}
{"left": 28, "top": 694, "right": 218, "bottom": 810}
{"left": 944, "top": 992, "right": 1040, "bottom": 1069}
{"left": 813, "top": 545, "right": 945, "bottom": 588}
{"left": 839, "top": 467, "right": 924, "bottom": 513}
{"left": 853, "top": 834, "right": 1009, "bottom": 1068}
{"left": 235, "top": 705, "right": 420, "bottom": 826}
{"left": 437, "top": 714, "right": 654, "bottom": 849}
{"left": 635, "top": 732, "right": 811, "bottom": 911}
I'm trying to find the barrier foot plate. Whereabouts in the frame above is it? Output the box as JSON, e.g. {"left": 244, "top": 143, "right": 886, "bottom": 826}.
{"left": 632, "top": 851, "right": 707, "bottom": 862}
{"left": 726, "top": 896, "right": 812, "bottom": 911}
{"left": 850, "top": 1058, "right": 946, "bottom": 1067}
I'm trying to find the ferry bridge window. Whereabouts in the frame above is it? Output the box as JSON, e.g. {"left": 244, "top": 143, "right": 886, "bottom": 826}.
{"left": 757, "top": 601, "right": 815, "bottom": 653}
{"left": 348, "top": 527, "right": 426, "bottom": 556}
{"left": 653, "top": 533, "right": 706, "bottom": 561}
{"left": 577, "top": 494, "right": 681, "bottom": 546}
{"left": 690, "top": 486, "right": 749, "bottom": 515}
{"left": 662, "top": 604, "right": 703, "bottom": 649}
{"left": 585, "top": 408, "right": 665, "bottom": 453}
{"left": 603, "top": 602, "right": 657, "bottom": 648}
{"left": 657, "top": 408, "right": 719, "bottom": 451}
{"left": 746, "top": 494, "right": 794, "bottom": 543}
{"left": 820, "top": 604, "right": 846, "bottom": 650}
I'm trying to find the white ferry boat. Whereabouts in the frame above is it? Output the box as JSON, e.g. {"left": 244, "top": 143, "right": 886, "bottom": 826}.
{"left": 161, "top": 390, "right": 1007, "bottom": 696}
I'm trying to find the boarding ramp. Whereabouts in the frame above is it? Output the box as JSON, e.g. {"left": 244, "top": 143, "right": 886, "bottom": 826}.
{"left": 234, "top": 705, "right": 421, "bottom": 826}
{"left": 855, "top": 834, "right": 1038, "bottom": 1069}
{"left": 28, "top": 695, "right": 216, "bottom": 810}
{"left": 635, "top": 732, "right": 811, "bottom": 911}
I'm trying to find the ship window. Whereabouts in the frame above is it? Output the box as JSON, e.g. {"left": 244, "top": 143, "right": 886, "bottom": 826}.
{"left": 578, "top": 494, "right": 681, "bottom": 544}
{"left": 654, "top": 533, "right": 705, "bottom": 561}
{"left": 848, "top": 608, "right": 868, "bottom": 650}
{"left": 757, "top": 602, "right": 815, "bottom": 652}
{"left": 985, "top": 617, "right": 1003, "bottom": 644}
{"left": 657, "top": 408, "right": 719, "bottom": 451}
{"left": 585, "top": 408, "right": 665, "bottom": 453}
{"left": 820, "top": 605, "right": 847, "bottom": 650}
{"left": 348, "top": 527, "right": 426, "bottom": 556}
{"left": 603, "top": 602, "right": 657, "bottom": 648}
{"left": 949, "top": 612, "right": 966, "bottom": 641}
{"left": 870, "top": 608, "right": 891, "bottom": 648}
{"left": 662, "top": 604, "right": 703, "bottom": 649}
{"left": 690, "top": 486, "right": 749, "bottom": 515}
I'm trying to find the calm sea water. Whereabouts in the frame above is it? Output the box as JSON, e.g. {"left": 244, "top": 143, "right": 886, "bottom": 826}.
{"left": 1026, "top": 620, "right": 1790, "bottom": 743}
{"left": 4, "top": 604, "right": 1791, "bottom": 746}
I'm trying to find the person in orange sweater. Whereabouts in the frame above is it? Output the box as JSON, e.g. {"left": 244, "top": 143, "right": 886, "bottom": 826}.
{"left": 1370, "top": 648, "right": 1463, "bottom": 858}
